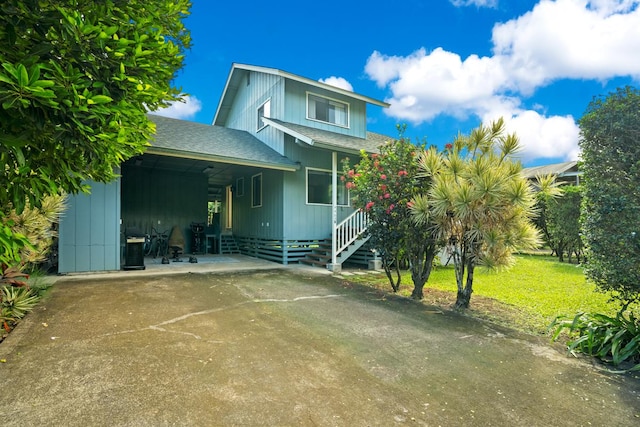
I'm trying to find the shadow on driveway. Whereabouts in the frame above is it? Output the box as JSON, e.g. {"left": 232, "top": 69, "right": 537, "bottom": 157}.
{"left": 1, "top": 268, "right": 639, "bottom": 426}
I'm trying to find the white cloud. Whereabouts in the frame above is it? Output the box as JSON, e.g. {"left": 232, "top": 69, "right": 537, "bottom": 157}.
{"left": 365, "top": 0, "right": 640, "bottom": 162}
{"left": 151, "top": 95, "right": 202, "bottom": 120}
{"left": 319, "top": 76, "right": 354, "bottom": 91}
{"left": 492, "top": 0, "right": 640, "bottom": 92}
{"left": 450, "top": 0, "right": 498, "bottom": 7}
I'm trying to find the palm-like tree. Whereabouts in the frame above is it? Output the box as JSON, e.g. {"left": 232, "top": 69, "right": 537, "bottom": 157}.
{"left": 412, "top": 119, "right": 540, "bottom": 308}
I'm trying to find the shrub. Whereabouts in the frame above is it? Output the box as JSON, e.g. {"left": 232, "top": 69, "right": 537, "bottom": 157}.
{"left": 549, "top": 309, "right": 640, "bottom": 371}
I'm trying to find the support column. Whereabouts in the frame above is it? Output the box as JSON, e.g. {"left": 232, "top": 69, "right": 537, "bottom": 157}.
{"left": 327, "top": 151, "right": 341, "bottom": 273}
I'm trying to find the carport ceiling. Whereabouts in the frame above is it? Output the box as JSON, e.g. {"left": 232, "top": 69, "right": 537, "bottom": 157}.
{"left": 124, "top": 154, "right": 251, "bottom": 201}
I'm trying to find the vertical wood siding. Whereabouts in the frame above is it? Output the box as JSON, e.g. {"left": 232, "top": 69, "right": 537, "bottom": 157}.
{"left": 231, "top": 169, "right": 284, "bottom": 239}
{"left": 58, "top": 179, "right": 121, "bottom": 273}
{"left": 282, "top": 135, "right": 355, "bottom": 240}
{"left": 225, "top": 71, "right": 286, "bottom": 154}
{"left": 284, "top": 80, "right": 367, "bottom": 138}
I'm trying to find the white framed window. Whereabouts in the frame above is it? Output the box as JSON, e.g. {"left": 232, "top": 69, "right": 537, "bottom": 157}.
{"left": 306, "top": 168, "right": 349, "bottom": 206}
{"left": 306, "top": 92, "right": 349, "bottom": 128}
{"left": 257, "top": 98, "right": 271, "bottom": 131}
{"left": 236, "top": 177, "right": 244, "bottom": 197}
{"left": 251, "top": 173, "right": 262, "bottom": 208}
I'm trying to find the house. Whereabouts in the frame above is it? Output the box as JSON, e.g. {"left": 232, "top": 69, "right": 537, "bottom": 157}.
{"left": 522, "top": 160, "right": 581, "bottom": 186}
{"left": 57, "top": 63, "right": 391, "bottom": 274}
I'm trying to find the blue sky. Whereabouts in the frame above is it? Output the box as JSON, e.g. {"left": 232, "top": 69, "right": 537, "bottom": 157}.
{"left": 154, "top": 0, "right": 640, "bottom": 166}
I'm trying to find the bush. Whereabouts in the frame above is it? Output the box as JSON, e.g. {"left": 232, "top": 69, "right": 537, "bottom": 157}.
{"left": 550, "top": 309, "right": 640, "bottom": 371}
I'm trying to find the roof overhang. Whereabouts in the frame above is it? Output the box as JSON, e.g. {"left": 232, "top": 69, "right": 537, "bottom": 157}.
{"left": 146, "top": 146, "right": 300, "bottom": 172}
{"left": 261, "top": 117, "right": 314, "bottom": 146}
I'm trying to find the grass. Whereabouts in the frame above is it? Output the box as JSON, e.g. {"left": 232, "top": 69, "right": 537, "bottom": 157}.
{"left": 346, "top": 254, "right": 631, "bottom": 336}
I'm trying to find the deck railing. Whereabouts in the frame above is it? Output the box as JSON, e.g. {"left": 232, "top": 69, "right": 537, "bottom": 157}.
{"left": 334, "top": 209, "right": 369, "bottom": 257}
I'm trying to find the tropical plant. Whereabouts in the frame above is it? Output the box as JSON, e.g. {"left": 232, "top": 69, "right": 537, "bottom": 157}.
{"left": 579, "top": 86, "right": 640, "bottom": 304}
{"left": 6, "top": 193, "right": 66, "bottom": 266}
{"left": 412, "top": 119, "right": 541, "bottom": 308}
{"left": 343, "top": 128, "right": 440, "bottom": 298}
{"left": 0, "top": 0, "right": 192, "bottom": 267}
{"left": 1, "top": 285, "right": 40, "bottom": 335}
{"left": 549, "top": 309, "right": 640, "bottom": 371}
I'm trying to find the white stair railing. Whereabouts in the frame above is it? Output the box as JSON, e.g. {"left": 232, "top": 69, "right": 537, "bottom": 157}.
{"left": 334, "top": 209, "right": 369, "bottom": 256}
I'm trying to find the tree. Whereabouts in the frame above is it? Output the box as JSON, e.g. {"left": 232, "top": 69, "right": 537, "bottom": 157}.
{"left": 545, "top": 185, "right": 583, "bottom": 263}
{"left": 0, "top": 0, "right": 192, "bottom": 265}
{"left": 343, "top": 129, "right": 440, "bottom": 298}
{"left": 579, "top": 86, "right": 640, "bottom": 304}
{"left": 412, "top": 119, "right": 540, "bottom": 309}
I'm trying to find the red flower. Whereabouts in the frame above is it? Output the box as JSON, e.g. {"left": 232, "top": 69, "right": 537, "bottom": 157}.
{"left": 445, "top": 143, "right": 453, "bottom": 151}
{"left": 379, "top": 184, "right": 387, "bottom": 191}
{"left": 398, "top": 170, "right": 408, "bottom": 177}
{"left": 407, "top": 201, "right": 414, "bottom": 208}
{"left": 346, "top": 182, "right": 355, "bottom": 189}
{"left": 348, "top": 169, "right": 355, "bottom": 177}
{"left": 380, "top": 174, "right": 387, "bottom": 180}
{"left": 365, "top": 201, "right": 375, "bottom": 211}
{"left": 384, "top": 193, "right": 390, "bottom": 199}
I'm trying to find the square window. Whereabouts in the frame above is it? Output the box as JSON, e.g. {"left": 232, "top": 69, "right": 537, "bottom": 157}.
{"left": 307, "top": 93, "right": 349, "bottom": 127}
{"left": 252, "top": 173, "right": 262, "bottom": 208}
{"left": 306, "top": 168, "right": 348, "bottom": 206}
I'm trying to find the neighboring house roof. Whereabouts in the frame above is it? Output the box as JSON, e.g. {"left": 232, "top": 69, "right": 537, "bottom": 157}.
{"left": 263, "top": 118, "right": 391, "bottom": 154}
{"left": 213, "top": 63, "right": 390, "bottom": 126}
{"left": 147, "top": 114, "right": 299, "bottom": 171}
{"left": 522, "top": 160, "right": 579, "bottom": 179}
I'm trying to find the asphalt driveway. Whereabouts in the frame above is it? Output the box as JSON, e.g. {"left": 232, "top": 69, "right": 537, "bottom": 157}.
{"left": 1, "top": 268, "right": 639, "bottom": 426}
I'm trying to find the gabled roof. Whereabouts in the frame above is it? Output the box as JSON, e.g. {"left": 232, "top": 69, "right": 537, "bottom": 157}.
{"left": 522, "top": 161, "right": 579, "bottom": 179}
{"left": 213, "top": 63, "right": 390, "bottom": 126}
{"left": 262, "top": 118, "right": 391, "bottom": 154}
{"left": 147, "top": 114, "right": 299, "bottom": 171}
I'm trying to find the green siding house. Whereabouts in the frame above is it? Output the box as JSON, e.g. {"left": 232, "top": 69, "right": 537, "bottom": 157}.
{"left": 58, "top": 63, "right": 390, "bottom": 273}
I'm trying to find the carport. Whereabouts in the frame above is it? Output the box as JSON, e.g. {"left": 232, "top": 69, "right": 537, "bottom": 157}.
{"left": 57, "top": 115, "right": 298, "bottom": 274}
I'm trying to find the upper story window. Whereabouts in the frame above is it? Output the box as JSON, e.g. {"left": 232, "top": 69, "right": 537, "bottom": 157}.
{"left": 257, "top": 99, "right": 271, "bottom": 131}
{"left": 307, "top": 93, "right": 349, "bottom": 128}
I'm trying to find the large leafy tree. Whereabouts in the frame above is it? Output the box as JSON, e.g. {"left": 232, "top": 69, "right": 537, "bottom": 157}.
{"left": 343, "top": 131, "right": 440, "bottom": 298}
{"left": 579, "top": 86, "right": 640, "bottom": 304}
{"left": 0, "top": 0, "right": 192, "bottom": 265}
{"left": 412, "top": 119, "right": 540, "bottom": 309}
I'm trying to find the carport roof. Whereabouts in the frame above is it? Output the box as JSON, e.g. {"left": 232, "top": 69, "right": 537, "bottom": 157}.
{"left": 262, "top": 118, "right": 391, "bottom": 154}
{"left": 146, "top": 114, "right": 299, "bottom": 171}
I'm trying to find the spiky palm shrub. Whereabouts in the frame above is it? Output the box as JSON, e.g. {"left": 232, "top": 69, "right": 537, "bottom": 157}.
{"left": 412, "top": 119, "right": 541, "bottom": 309}
{"left": 1, "top": 285, "right": 40, "bottom": 335}
{"left": 6, "top": 193, "right": 66, "bottom": 267}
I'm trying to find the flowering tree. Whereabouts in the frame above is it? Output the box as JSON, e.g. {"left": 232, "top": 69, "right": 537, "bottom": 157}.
{"left": 343, "top": 130, "right": 440, "bottom": 298}
{"left": 412, "top": 119, "right": 540, "bottom": 308}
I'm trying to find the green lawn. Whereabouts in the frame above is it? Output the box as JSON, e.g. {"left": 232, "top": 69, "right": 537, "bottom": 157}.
{"left": 347, "top": 254, "right": 632, "bottom": 335}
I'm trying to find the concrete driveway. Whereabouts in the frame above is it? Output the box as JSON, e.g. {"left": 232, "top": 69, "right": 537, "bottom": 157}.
{"left": 1, "top": 267, "right": 639, "bottom": 426}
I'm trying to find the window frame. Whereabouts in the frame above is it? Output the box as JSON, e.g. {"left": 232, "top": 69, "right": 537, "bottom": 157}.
{"left": 257, "top": 98, "right": 271, "bottom": 131}
{"left": 235, "top": 177, "right": 244, "bottom": 197}
{"left": 251, "top": 173, "right": 262, "bottom": 208}
{"left": 306, "top": 92, "right": 350, "bottom": 128}
{"left": 305, "top": 167, "right": 349, "bottom": 207}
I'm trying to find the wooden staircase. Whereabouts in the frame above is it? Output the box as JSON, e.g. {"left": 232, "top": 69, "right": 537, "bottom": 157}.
{"left": 299, "top": 209, "right": 372, "bottom": 269}
{"left": 219, "top": 234, "right": 240, "bottom": 254}
{"left": 299, "top": 240, "right": 333, "bottom": 268}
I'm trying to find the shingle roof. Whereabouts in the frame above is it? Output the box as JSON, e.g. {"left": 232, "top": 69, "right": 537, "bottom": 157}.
{"left": 522, "top": 161, "right": 579, "bottom": 179}
{"left": 263, "top": 118, "right": 392, "bottom": 154}
{"left": 147, "top": 114, "right": 299, "bottom": 171}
